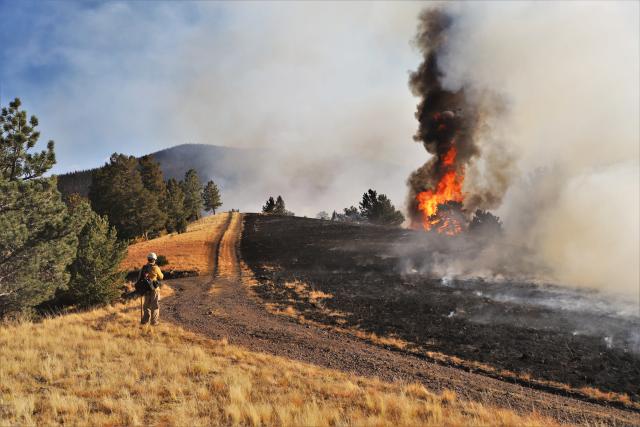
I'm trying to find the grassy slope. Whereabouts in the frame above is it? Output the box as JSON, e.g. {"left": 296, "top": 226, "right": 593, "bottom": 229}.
{"left": 121, "top": 215, "right": 226, "bottom": 274}
{"left": 1, "top": 213, "right": 558, "bottom": 426}
{"left": 0, "top": 300, "right": 557, "bottom": 426}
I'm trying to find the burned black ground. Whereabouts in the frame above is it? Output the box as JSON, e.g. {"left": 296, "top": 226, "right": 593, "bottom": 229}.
{"left": 241, "top": 214, "right": 640, "bottom": 406}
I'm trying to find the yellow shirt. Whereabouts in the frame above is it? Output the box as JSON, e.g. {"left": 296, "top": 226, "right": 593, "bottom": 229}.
{"left": 140, "top": 264, "right": 164, "bottom": 281}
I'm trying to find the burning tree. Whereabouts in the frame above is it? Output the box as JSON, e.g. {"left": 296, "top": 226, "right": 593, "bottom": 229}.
{"left": 406, "top": 9, "right": 503, "bottom": 236}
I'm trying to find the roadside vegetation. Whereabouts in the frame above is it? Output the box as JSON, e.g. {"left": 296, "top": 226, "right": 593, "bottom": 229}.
{"left": 0, "top": 97, "right": 223, "bottom": 319}
{"left": 89, "top": 155, "right": 220, "bottom": 239}
{"left": 0, "top": 299, "right": 557, "bottom": 426}
{"left": 0, "top": 98, "right": 126, "bottom": 318}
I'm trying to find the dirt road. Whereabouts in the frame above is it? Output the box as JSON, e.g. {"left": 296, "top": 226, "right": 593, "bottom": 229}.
{"left": 163, "top": 212, "right": 640, "bottom": 426}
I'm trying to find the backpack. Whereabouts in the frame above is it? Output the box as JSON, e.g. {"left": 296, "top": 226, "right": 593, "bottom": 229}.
{"left": 134, "top": 264, "right": 157, "bottom": 294}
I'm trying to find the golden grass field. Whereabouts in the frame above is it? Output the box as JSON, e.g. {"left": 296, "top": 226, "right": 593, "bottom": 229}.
{"left": 0, "top": 299, "right": 558, "bottom": 426}
{"left": 121, "top": 215, "right": 227, "bottom": 274}
{"left": 0, "top": 212, "right": 560, "bottom": 425}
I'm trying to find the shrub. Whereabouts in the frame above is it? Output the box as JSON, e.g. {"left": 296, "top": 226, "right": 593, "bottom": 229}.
{"left": 66, "top": 200, "right": 127, "bottom": 309}
{"left": 359, "top": 189, "right": 404, "bottom": 226}
{"left": 176, "top": 218, "right": 188, "bottom": 234}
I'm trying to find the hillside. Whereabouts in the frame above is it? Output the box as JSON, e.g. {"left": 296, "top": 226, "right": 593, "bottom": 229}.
{"left": 121, "top": 215, "right": 224, "bottom": 275}
{"left": 0, "top": 302, "right": 558, "bottom": 426}
{"left": 56, "top": 144, "right": 257, "bottom": 198}
{"left": 120, "top": 212, "right": 638, "bottom": 425}
{"left": 1, "top": 212, "right": 559, "bottom": 426}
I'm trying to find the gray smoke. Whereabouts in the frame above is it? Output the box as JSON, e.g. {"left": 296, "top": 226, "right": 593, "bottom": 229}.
{"left": 405, "top": 3, "right": 639, "bottom": 304}
{"left": 406, "top": 9, "right": 514, "bottom": 226}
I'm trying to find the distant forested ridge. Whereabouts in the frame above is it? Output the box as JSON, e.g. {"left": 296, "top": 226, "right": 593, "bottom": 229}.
{"left": 56, "top": 144, "right": 258, "bottom": 198}
{"left": 57, "top": 143, "right": 406, "bottom": 215}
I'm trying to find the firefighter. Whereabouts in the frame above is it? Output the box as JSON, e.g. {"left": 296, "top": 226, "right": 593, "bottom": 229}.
{"left": 139, "top": 252, "right": 164, "bottom": 325}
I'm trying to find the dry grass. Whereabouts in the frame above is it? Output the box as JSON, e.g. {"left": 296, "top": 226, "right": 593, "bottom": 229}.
{"left": 121, "top": 214, "right": 228, "bottom": 274}
{"left": 250, "top": 276, "right": 412, "bottom": 351}
{"left": 0, "top": 300, "right": 559, "bottom": 426}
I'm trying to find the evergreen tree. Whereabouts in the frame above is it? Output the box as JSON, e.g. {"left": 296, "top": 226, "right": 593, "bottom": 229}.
{"left": 469, "top": 209, "right": 503, "bottom": 237}
{"left": 343, "top": 206, "right": 361, "bottom": 222}
{"left": 274, "top": 196, "right": 286, "bottom": 214}
{"left": 202, "top": 180, "right": 222, "bottom": 214}
{"left": 65, "top": 196, "right": 127, "bottom": 308}
{"left": 165, "top": 178, "right": 188, "bottom": 233}
{"left": 0, "top": 98, "right": 56, "bottom": 181}
{"left": 359, "top": 189, "right": 405, "bottom": 226}
{"left": 138, "top": 155, "right": 167, "bottom": 234}
{"left": 176, "top": 217, "right": 188, "bottom": 234}
{"left": 0, "top": 98, "right": 76, "bottom": 317}
{"left": 181, "top": 169, "right": 203, "bottom": 221}
{"left": 89, "top": 154, "right": 164, "bottom": 239}
{"left": 0, "top": 179, "right": 78, "bottom": 317}
{"left": 138, "top": 155, "right": 167, "bottom": 199}
{"left": 262, "top": 196, "right": 276, "bottom": 213}
{"left": 273, "top": 195, "right": 294, "bottom": 216}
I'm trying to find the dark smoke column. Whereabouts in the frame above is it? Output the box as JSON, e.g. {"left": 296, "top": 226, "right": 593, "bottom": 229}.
{"left": 407, "top": 9, "right": 481, "bottom": 232}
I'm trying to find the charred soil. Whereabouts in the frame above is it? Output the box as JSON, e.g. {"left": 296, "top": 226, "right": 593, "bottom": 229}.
{"left": 241, "top": 214, "right": 640, "bottom": 412}
{"left": 159, "top": 213, "right": 640, "bottom": 426}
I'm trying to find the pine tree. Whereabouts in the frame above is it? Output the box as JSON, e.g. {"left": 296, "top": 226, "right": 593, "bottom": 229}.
{"left": 65, "top": 196, "right": 127, "bottom": 308}
{"left": 165, "top": 178, "right": 188, "bottom": 233}
{"left": 0, "top": 98, "right": 76, "bottom": 317}
{"left": 202, "top": 180, "right": 222, "bottom": 214}
{"left": 273, "top": 195, "right": 294, "bottom": 216}
{"left": 0, "top": 179, "right": 78, "bottom": 317}
{"left": 138, "top": 155, "right": 167, "bottom": 199}
{"left": 138, "top": 155, "right": 167, "bottom": 235}
{"left": 89, "top": 154, "right": 164, "bottom": 239}
{"left": 181, "top": 169, "right": 203, "bottom": 221}
{"left": 343, "top": 206, "right": 361, "bottom": 222}
{"left": 469, "top": 209, "right": 503, "bottom": 238}
{"left": 0, "top": 98, "right": 55, "bottom": 181}
{"left": 359, "top": 189, "right": 405, "bottom": 226}
{"left": 274, "top": 196, "right": 286, "bottom": 215}
{"left": 262, "top": 196, "right": 276, "bottom": 213}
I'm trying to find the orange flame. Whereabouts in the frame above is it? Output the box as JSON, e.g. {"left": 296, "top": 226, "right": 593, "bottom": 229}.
{"left": 415, "top": 146, "right": 465, "bottom": 232}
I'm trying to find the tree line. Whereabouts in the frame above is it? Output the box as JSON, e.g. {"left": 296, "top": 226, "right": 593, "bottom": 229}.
{"left": 0, "top": 98, "right": 126, "bottom": 317}
{"left": 265, "top": 190, "right": 404, "bottom": 226}
{"left": 261, "top": 195, "right": 294, "bottom": 216}
{"left": 0, "top": 98, "right": 223, "bottom": 318}
{"left": 89, "top": 155, "right": 222, "bottom": 239}
{"left": 317, "top": 189, "right": 405, "bottom": 226}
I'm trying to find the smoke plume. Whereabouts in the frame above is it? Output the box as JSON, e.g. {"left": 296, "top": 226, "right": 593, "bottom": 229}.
{"left": 405, "top": 3, "right": 639, "bottom": 303}
{"left": 407, "top": 9, "right": 513, "bottom": 230}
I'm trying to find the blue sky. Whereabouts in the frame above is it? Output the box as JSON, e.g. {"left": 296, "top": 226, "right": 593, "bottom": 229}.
{"left": 0, "top": 1, "right": 425, "bottom": 174}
